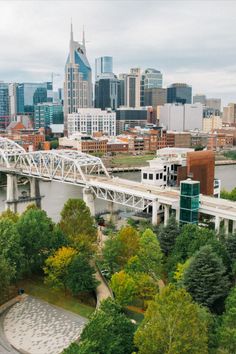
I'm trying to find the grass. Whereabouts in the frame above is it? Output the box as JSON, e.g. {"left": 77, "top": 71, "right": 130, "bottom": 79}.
{"left": 111, "top": 154, "right": 156, "bottom": 167}
{"left": 18, "top": 278, "right": 95, "bottom": 318}
{"left": 125, "top": 306, "right": 144, "bottom": 324}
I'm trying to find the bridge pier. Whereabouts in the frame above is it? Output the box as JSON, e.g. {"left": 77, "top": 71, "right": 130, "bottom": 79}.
{"left": 224, "top": 219, "right": 229, "bottom": 235}
{"left": 83, "top": 187, "right": 95, "bottom": 216}
{"left": 175, "top": 208, "right": 180, "bottom": 223}
{"left": 164, "top": 205, "right": 170, "bottom": 226}
{"left": 215, "top": 215, "right": 221, "bottom": 233}
{"left": 233, "top": 220, "right": 236, "bottom": 234}
{"left": 5, "top": 174, "right": 18, "bottom": 213}
{"left": 29, "top": 178, "right": 41, "bottom": 208}
{"left": 152, "top": 200, "right": 159, "bottom": 226}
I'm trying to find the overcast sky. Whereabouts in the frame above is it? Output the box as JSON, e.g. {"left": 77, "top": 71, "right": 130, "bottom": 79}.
{"left": 0, "top": 0, "right": 236, "bottom": 105}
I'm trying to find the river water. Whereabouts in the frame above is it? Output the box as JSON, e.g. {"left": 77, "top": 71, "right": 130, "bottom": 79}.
{"left": 0, "top": 165, "right": 235, "bottom": 222}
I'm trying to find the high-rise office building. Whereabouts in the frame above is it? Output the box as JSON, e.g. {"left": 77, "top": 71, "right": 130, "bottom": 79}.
{"left": 34, "top": 103, "right": 64, "bottom": 129}
{"left": 141, "top": 68, "right": 163, "bottom": 106}
{"left": 9, "top": 83, "right": 24, "bottom": 119}
{"left": 223, "top": 103, "right": 236, "bottom": 124}
{"left": 64, "top": 23, "right": 92, "bottom": 135}
{"left": 193, "top": 94, "right": 206, "bottom": 105}
{"left": 167, "top": 83, "right": 192, "bottom": 104}
{"left": 144, "top": 88, "right": 167, "bottom": 107}
{"left": 119, "top": 68, "right": 141, "bottom": 108}
{"left": 0, "top": 82, "right": 10, "bottom": 129}
{"left": 95, "top": 56, "right": 113, "bottom": 80}
{"left": 95, "top": 73, "right": 119, "bottom": 111}
{"left": 206, "top": 98, "right": 221, "bottom": 111}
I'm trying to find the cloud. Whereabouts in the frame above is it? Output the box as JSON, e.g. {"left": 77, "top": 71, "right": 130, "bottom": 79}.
{"left": 0, "top": 0, "right": 236, "bottom": 105}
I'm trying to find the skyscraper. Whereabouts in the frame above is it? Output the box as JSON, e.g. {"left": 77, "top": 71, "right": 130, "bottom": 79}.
{"left": 95, "top": 73, "right": 119, "bottom": 111}
{"left": 95, "top": 56, "right": 113, "bottom": 80}
{"left": 141, "top": 68, "right": 163, "bottom": 106}
{"left": 0, "top": 82, "right": 10, "bottom": 128}
{"left": 119, "top": 68, "right": 141, "bottom": 108}
{"left": 64, "top": 23, "right": 92, "bottom": 135}
{"left": 167, "top": 83, "right": 192, "bottom": 104}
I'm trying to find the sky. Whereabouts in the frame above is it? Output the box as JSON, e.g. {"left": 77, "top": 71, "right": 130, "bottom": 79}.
{"left": 0, "top": 0, "right": 236, "bottom": 106}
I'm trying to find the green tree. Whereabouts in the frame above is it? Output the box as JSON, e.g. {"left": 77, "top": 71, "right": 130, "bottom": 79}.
{"left": 66, "top": 253, "right": 98, "bottom": 295}
{"left": 158, "top": 215, "right": 179, "bottom": 256}
{"left": 77, "top": 298, "right": 135, "bottom": 354}
{"left": 184, "top": 245, "right": 230, "bottom": 312}
{"left": 44, "top": 246, "right": 77, "bottom": 293}
{"left": 218, "top": 287, "right": 236, "bottom": 353}
{"left": 116, "top": 225, "right": 140, "bottom": 266}
{"left": 0, "top": 218, "right": 23, "bottom": 277}
{"left": 60, "top": 199, "right": 96, "bottom": 242}
{"left": 134, "top": 285, "right": 209, "bottom": 354}
{"left": 0, "top": 209, "right": 19, "bottom": 223}
{"left": 102, "top": 233, "right": 123, "bottom": 275}
{"left": 17, "top": 208, "right": 63, "bottom": 273}
{"left": 110, "top": 270, "right": 136, "bottom": 306}
{"left": 134, "top": 273, "right": 159, "bottom": 308}
{"left": 0, "top": 255, "right": 15, "bottom": 302}
{"left": 135, "top": 228, "right": 163, "bottom": 281}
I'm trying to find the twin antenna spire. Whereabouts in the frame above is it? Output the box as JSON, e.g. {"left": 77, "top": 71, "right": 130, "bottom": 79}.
{"left": 70, "top": 20, "right": 86, "bottom": 48}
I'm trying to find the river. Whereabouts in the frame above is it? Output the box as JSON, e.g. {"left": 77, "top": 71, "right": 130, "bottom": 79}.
{"left": 0, "top": 165, "right": 235, "bottom": 222}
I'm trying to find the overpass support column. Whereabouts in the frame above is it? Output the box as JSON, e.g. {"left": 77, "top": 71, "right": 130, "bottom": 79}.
{"left": 164, "top": 205, "right": 170, "bottom": 226}
{"left": 29, "top": 178, "right": 41, "bottom": 208}
{"left": 215, "top": 215, "right": 221, "bottom": 233}
{"left": 6, "top": 174, "right": 18, "bottom": 213}
{"left": 232, "top": 220, "right": 236, "bottom": 234}
{"left": 224, "top": 219, "right": 229, "bottom": 235}
{"left": 152, "top": 200, "right": 159, "bottom": 226}
{"left": 175, "top": 208, "right": 180, "bottom": 223}
{"left": 83, "top": 187, "right": 95, "bottom": 217}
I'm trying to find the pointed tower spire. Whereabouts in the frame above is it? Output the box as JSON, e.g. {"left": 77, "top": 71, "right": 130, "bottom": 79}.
{"left": 69, "top": 20, "right": 74, "bottom": 64}
{"left": 82, "top": 25, "right": 86, "bottom": 53}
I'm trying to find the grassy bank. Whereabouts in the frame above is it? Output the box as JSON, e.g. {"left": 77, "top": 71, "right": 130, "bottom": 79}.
{"left": 18, "top": 278, "right": 95, "bottom": 318}
{"left": 111, "top": 154, "right": 155, "bottom": 167}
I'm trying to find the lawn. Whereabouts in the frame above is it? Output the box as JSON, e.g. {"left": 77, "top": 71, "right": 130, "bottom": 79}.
{"left": 18, "top": 278, "right": 95, "bottom": 318}
{"left": 111, "top": 154, "right": 156, "bottom": 167}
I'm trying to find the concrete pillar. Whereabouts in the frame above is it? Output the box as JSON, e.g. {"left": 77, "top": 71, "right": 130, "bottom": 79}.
{"left": 6, "top": 174, "right": 18, "bottom": 213}
{"left": 29, "top": 178, "right": 41, "bottom": 208}
{"left": 215, "top": 215, "right": 221, "bottom": 233}
{"left": 152, "top": 200, "right": 159, "bottom": 226}
{"left": 164, "top": 205, "right": 170, "bottom": 226}
{"left": 224, "top": 219, "right": 229, "bottom": 235}
{"left": 175, "top": 208, "right": 180, "bottom": 222}
{"left": 232, "top": 220, "right": 236, "bottom": 234}
{"left": 83, "top": 187, "right": 95, "bottom": 216}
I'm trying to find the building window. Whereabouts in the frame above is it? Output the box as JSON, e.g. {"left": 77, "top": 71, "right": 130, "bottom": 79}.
{"left": 143, "top": 173, "right": 147, "bottom": 179}
{"left": 164, "top": 175, "right": 166, "bottom": 181}
{"left": 164, "top": 166, "right": 166, "bottom": 172}
{"left": 149, "top": 174, "right": 153, "bottom": 180}
{"left": 156, "top": 173, "right": 159, "bottom": 180}
{"left": 160, "top": 173, "right": 163, "bottom": 179}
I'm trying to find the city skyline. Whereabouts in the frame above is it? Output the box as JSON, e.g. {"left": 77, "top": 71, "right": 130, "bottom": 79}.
{"left": 1, "top": 0, "right": 236, "bottom": 105}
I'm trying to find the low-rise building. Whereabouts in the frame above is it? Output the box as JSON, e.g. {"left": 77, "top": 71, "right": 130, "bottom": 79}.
{"left": 203, "top": 116, "right": 222, "bottom": 132}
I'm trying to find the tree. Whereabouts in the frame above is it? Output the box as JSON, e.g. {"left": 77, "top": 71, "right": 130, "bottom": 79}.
{"left": 134, "top": 285, "right": 209, "bottom": 354}
{"left": 17, "top": 208, "right": 64, "bottom": 273}
{"left": 0, "top": 218, "right": 23, "bottom": 277}
{"left": 60, "top": 199, "right": 96, "bottom": 242}
{"left": 110, "top": 270, "right": 136, "bottom": 306}
{"left": 135, "top": 228, "right": 163, "bottom": 281}
{"left": 116, "top": 225, "right": 140, "bottom": 266}
{"left": 218, "top": 287, "right": 236, "bottom": 353}
{"left": 0, "top": 209, "right": 19, "bottom": 223}
{"left": 44, "top": 246, "right": 77, "bottom": 293}
{"left": 0, "top": 255, "right": 15, "bottom": 302}
{"left": 77, "top": 298, "right": 135, "bottom": 354}
{"left": 134, "top": 273, "right": 158, "bottom": 308}
{"left": 102, "top": 233, "right": 123, "bottom": 275}
{"left": 66, "top": 253, "right": 98, "bottom": 295}
{"left": 158, "top": 215, "right": 179, "bottom": 256}
{"left": 184, "top": 245, "right": 230, "bottom": 312}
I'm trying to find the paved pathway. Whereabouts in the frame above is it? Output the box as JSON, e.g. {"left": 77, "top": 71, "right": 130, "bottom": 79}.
{"left": 3, "top": 296, "right": 87, "bottom": 354}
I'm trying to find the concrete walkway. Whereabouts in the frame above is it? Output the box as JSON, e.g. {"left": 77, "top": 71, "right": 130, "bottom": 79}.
{"left": 3, "top": 296, "right": 87, "bottom": 354}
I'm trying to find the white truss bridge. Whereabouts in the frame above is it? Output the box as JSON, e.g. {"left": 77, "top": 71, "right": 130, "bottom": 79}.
{"left": 0, "top": 137, "right": 236, "bottom": 230}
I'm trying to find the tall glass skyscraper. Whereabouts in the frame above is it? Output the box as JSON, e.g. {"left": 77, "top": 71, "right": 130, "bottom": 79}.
{"left": 0, "top": 82, "right": 10, "bottom": 128}
{"left": 64, "top": 23, "right": 92, "bottom": 135}
{"left": 167, "top": 83, "right": 192, "bottom": 104}
{"left": 95, "top": 56, "right": 113, "bottom": 80}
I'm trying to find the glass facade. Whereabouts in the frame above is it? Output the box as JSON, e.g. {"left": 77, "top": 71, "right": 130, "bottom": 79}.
{"left": 167, "top": 83, "right": 192, "bottom": 104}
{"left": 95, "top": 77, "right": 119, "bottom": 110}
{"left": 179, "top": 180, "right": 200, "bottom": 225}
{"left": 95, "top": 56, "right": 113, "bottom": 79}
{"left": 34, "top": 103, "right": 64, "bottom": 129}
{"left": 0, "top": 83, "right": 9, "bottom": 128}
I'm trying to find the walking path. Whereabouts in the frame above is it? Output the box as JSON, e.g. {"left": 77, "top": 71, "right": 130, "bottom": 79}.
{"left": 3, "top": 296, "right": 87, "bottom": 354}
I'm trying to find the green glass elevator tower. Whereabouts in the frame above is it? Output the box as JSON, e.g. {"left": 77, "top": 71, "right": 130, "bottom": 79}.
{"left": 179, "top": 179, "right": 200, "bottom": 224}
